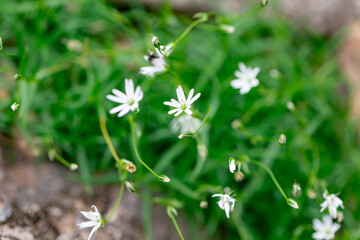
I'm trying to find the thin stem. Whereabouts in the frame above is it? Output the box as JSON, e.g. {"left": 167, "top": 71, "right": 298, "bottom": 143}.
{"left": 99, "top": 116, "right": 122, "bottom": 164}
{"left": 17, "top": 81, "right": 20, "bottom": 103}
{"left": 129, "top": 118, "right": 159, "bottom": 178}
{"left": 168, "top": 210, "right": 185, "bottom": 240}
{"left": 54, "top": 152, "right": 71, "bottom": 168}
{"left": 173, "top": 17, "right": 207, "bottom": 48}
{"left": 250, "top": 159, "right": 288, "bottom": 201}
{"left": 104, "top": 180, "right": 126, "bottom": 224}
{"left": 226, "top": 6, "right": 263, "bottom": 22}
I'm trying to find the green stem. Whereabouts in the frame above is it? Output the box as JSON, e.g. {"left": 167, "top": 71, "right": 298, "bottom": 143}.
{"left": 173, "top": 17, "right": 207, "bottom": 48}
{"left": 17, "top": 80, "right": 20, "bottom": 103}
{"left": 104, "top": 180, "right": 126, "bottom": 224}
{"left": 99, "top": 116, "right": 122, "bottom": 164}
{"left": 250, "top": 159, "right": 288, "bottom": 201}
{"left": 168, "top": 209, "right": 185, "bottom": 240}
{"left": 53, "top": 152, "right": 70, "bottom": 168}
{"left": 226, "top": 6, "right": 263, "bottom": 22}
{"left": 129, "top": 118, "right": 159, "bottom": 178}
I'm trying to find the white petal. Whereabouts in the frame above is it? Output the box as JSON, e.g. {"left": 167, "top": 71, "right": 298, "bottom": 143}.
{"left": 117, "top": 106, "right": 130, "bottom": 117}
{"left": 80, "top": 211, "right": 98, "bottom": 221}
{"left": 78, "top": 221, "right": 96, "bottom": 229}
{"left": 109, "top": 104, "right": 127, "bottom": 114}
{"left": 112, "top": 89, "right": 127, "bottom": 100}
{"left": 88, "top": 224, "right": 100, "bottom": 240}
{"left": 164, "top": 101, "right": 180, "bottom": 108}
{"left": 174, "top": 109, "right": 183, "bottom": 116}
{"left": 252, "top": 67, "right": 260, "bottom": 76}
{"left": 140, "top": 66, "right": 156, "bottom": 77}
{"left": 187, "top": 89, "right": 194, "bottom": 103}
{"left": 239, "top": 62, "right": 247, "bottom": 72}
{"left": 320, "top": 201, "right": 328, "bottom": 212}
{"left": 329, "top": 206, "right": 337, "bottom": 219}
{"left": 240, "top": 85, "right": 251, "bottom": 95}
{"left": 251, "top": 78, "right": 259, "bottom": 87}
{"left": 188, "top": 92, "right": 200, "bottom": 105}
{"left": 184, "top": 108, "right": 192, "bottom": 115}
{"left": 107, "top": 95, "right": 126, "bottom": 104}
{"left": 224, "top": 203, "right": 230, "bottom": 218}
{"left": 134, "top": 86, "right": 143, "bottom": 101}
{"left": 125, "top": 79, "right": 134, "bottom": 98}
{"left": 168, "top": 109, "right": 180, "bottom": 115}
{"left": 176, "top": 86, "right": 186, "bottom": 102}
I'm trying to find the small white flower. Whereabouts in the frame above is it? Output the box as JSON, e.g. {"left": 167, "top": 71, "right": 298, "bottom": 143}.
{"left": 164, "top": 85, "right": 201, "bottom": 117}
{"left": 78, "top": 205, "right": 103, "bottom": 240}
{"left": 229, "top": 158, "right": 236, "bottom": 173}
{"left": 106, "top": 79, "right": 143, "bottom": 118}
{"left": 230, "top": 62, "right": 260, "bottom": 95}
{"left": 170, "top": 115, "right": 201, "bottom": 134}
{"left": 140, "top": 49, "right": 166, "bottom": 77}
{"left": 11, "top": 102, "right": 20, "bottom": 111}
{"left": 320, "top": 190, "right": 344, "bottom": 219}
{"left": 212, "top": 192, "right": 236, "bottom": 219}
{"left": 312, "top": 215, "right": 341, "bottom": 240}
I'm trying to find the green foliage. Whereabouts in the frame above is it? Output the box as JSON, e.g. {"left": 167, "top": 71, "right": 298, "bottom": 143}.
{"left": 1, "top": 0, "right": 359, "bottom": 239}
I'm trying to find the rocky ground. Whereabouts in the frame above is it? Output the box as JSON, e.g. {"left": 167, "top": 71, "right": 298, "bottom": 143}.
{"left": 0, "top": 139, "right": 186, "bottom": 240}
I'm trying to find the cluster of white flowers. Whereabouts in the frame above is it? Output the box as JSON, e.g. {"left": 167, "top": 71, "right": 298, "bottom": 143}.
{"left": 312, "top": 190, "right": 344, "bottom": 240}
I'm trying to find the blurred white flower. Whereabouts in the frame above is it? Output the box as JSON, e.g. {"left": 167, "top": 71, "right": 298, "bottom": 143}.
{"left": 286, "top": 101, "right": 295, "bottom": 111}
{"left": 229, "top": 158, "right": 236, "bottom": 173}
{"left": 230, "top": 62, "right": 260, "bottom": 95}
{"left": 78, "top": 205, "right": 103, "bottom": 240}
{"left": 106, "top": 79, "right": 143, "bottom": 118}
{"left": 11, "top": 102, "right": 20, "bottom": 111}
{"left": 164, "top": 85, "right": 201, "bottom": 116}
{"left": 139, "top": 49, "right": 166, "bottom": 77}
{"left": 312, "top": 215, "right": 340, "bottom": 240}
{"left": 212, "top": 192, "right": 236, "bottom": 219}
{"left": 151, "top": 35, "right": 159, "bottom": 46}
{"left": 279, "top": 134, "right": 286, "bottom": 145}
{"left": 171, "top": 115, "right": 201, "bottom": 133}
{"left": 320, "top": 190, "right": 344, "bottom": 219}
{"left": 219, "top": 24, "right": 235, "bottom": 34}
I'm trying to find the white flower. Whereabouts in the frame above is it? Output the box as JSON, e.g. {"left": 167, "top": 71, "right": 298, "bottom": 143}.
{"left": 106, "top": 79, "right": 143, "bottom": 118}
{"left": 229, "top": 158, "right": 236, "bottom": 173}
{"left": 78, "top": 205, "right": 103, "bottom": 240}
{"left": 320, "top": 190, "right": 344, "bottom": 219}
{"left": 11, "top": 102, "right": 20, "bottom": 111}
{"left": 164, "top": 85, "right": 201, "bottom": 116}
{"left": 312, "top": 215, "right": 341, "bottom": 240}
{"left": 170, "top": 115, "right": 201, "bottom": 134}
{"left": 230, "top": 62, "right": 260, "bottom": 95}
{"left": 212, "top": 192, "right": 236, "bottom": 219}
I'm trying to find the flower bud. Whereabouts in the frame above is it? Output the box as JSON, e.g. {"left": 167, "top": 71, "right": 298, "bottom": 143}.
{"left": 151, "top": 35, "right": 160, "bottom": 48}
{"left": 261, "top": 0, "right": 268, "bottom": 6}
{"left": 337, "top": 211, "right": 344, "bottom": 223}
{"left": 197, "top": 143, "right": 207, "bottom": 160}
{"left": 159, "top": 175, "right": 170, "bottom": 183}
{"left": 48, "top": 149, "right": 55, "bottom": 161}
{"left": 234, "top": 171, "right": 245, "bottom": 182}
{"left": 125, "top": 181, "right": 137, "bottom": 193}
{"left": 166, "top": 206, "right": 177, "bottom": 217}
{"left": 69, "top": 163, "right": 78, "bottom": 171}
{"left": 306, "top": 189, "right": 317, "bottom": 199}
{"left": 279, "top": 134, "right": 286, "bottom": 145}
{"left": 119, "top": 159, "right": 137, "bottom": 173}
{"left": 219, "top": 24, "right": 235, "bottom": 34}
{"left": 287, "top": 198, "right": 299, "bottom": 209}
{"left": 231, "top": 119, "right": 243, "bottom": 129}
{"left": 292, "top": 183, "right": 302, "bottom": 198}
{"left": 11, "top": 102, "right": 20, "bottom": 111}
{"left": 200, "top": 201, "right": 208, "bottom": 209}
{"left": 14, "top": 74, "right": 21, "bottom": 81}
{"left": 286, "top": 101, "right": 295, "bottom": 112}
{"left": 0, "top": 37, "right": 3, "bottom": 50}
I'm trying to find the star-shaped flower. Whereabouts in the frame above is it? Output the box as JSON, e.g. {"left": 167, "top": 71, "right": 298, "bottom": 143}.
{"left": 212, "top": 192, "right": 236, "bottom": 219}
{"left": 230, "top": 62, "right": 260, "bottom": 95}
{"left": 164, "top": 85, "right": 201, "bottom": 116}
{"left": 320, "top": 190, "right": 344, "bottom": 219}
{"left": 312, "top": 215, "right": 341, "bottom": 240}
{"left": 78, "top": 205, "right": 103, "bottom": 240}
{"left": 106, "top": 79, "right": 143, "bottom": 118}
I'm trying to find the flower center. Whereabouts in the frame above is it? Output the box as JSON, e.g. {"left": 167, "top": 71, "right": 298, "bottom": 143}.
{"left": 128, "top": 98, "right": 135, "bottom": 106}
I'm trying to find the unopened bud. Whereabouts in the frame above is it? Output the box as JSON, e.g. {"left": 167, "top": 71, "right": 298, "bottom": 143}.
{"left": 178, "top": 134, "right": 184, "bottom": 139}
{"left": 231, "top": 119, "right": 242, "bottom": 129}
{"left": 234, "top": 171, "right": 245, "bottom": 182}
{"left": 151, "top": 35, "right": 160, "bottom": 48}
{"left": 337, "top": 211, "right": 344, "bottom": 223}
{"left": 269, "top": 69, "right": 280, "bottom": 78}
{"left": 306, "top": 189, "right": 317, "bottom": 199}
{"left": 69, "top": 163, "right": 78, "bottom": 171}
{"left": 292, "top": 183, "right": 302, "bottom": 198}
{"left": 0, "top": 37, "right": 2, "bottom": 50}
{"left": 166, "top": 206, "right": 177, "bottom": 217}
{"left": 125, "top": 181, "right": 137, "bottom": 193}
{"left": 14, "top": 74, "right": 21, "bottom": 81}
{"left": 286, "top": 101, "right": 295, "bottom": 111}
{"left": 279, "top": 134, "right": 286, "bottom": 145}
{"left": 11, "top": 102, "right": 20, "bottom": 111}
{"left": 261, "top": 0, "right": 268, "bottom": 6}
{"left": 219, "top": 24, "right": 235, "bottom": 34}
{"left": 200, "top": 201, "right": 208, "bottom": 209}
{"left": 48, "top": 149, "right": 56, "bottom": 161}
{"left": 159, "top": 175, "right": 170, "bottom": 183}
{"left": 197, "top": 143, "right": 207, "bottom": 160}
{"left": 287, "top": 198, "right": 299, "bottom": 209}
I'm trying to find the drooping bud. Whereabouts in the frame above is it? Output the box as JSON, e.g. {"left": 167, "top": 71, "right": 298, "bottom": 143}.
{"left": 234, "top": 170, "right": 245, "bottom": 182}
{"left": 286, "top": 101, "right": 295, "bottom": 112}
{"left": 287, "top": 198, "right": 299, "bottom": 209}
{"left": 261, "top": 0, "right": 268, "bottom": 7}
{"left": 69, "top": 163, "right": 78, "bottom": 171}
{"left": 11, "top": 102, "right": 20, "bottom": 111}
{"left": 166, "top": 206, "right": 178, "bottom": 217}
{"left": 159, "top": 175, "right": 170, "bottom": 183}
{"left": 279, "top": 134, "right": 286, "bottom": 145}
{"left": 125, "top": 181, "right": 137, "bottom": 193}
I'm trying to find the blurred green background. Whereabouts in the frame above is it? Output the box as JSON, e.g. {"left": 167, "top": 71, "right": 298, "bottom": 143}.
{"left": 1, "top": 0, "right": 360, "bottom": 239}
